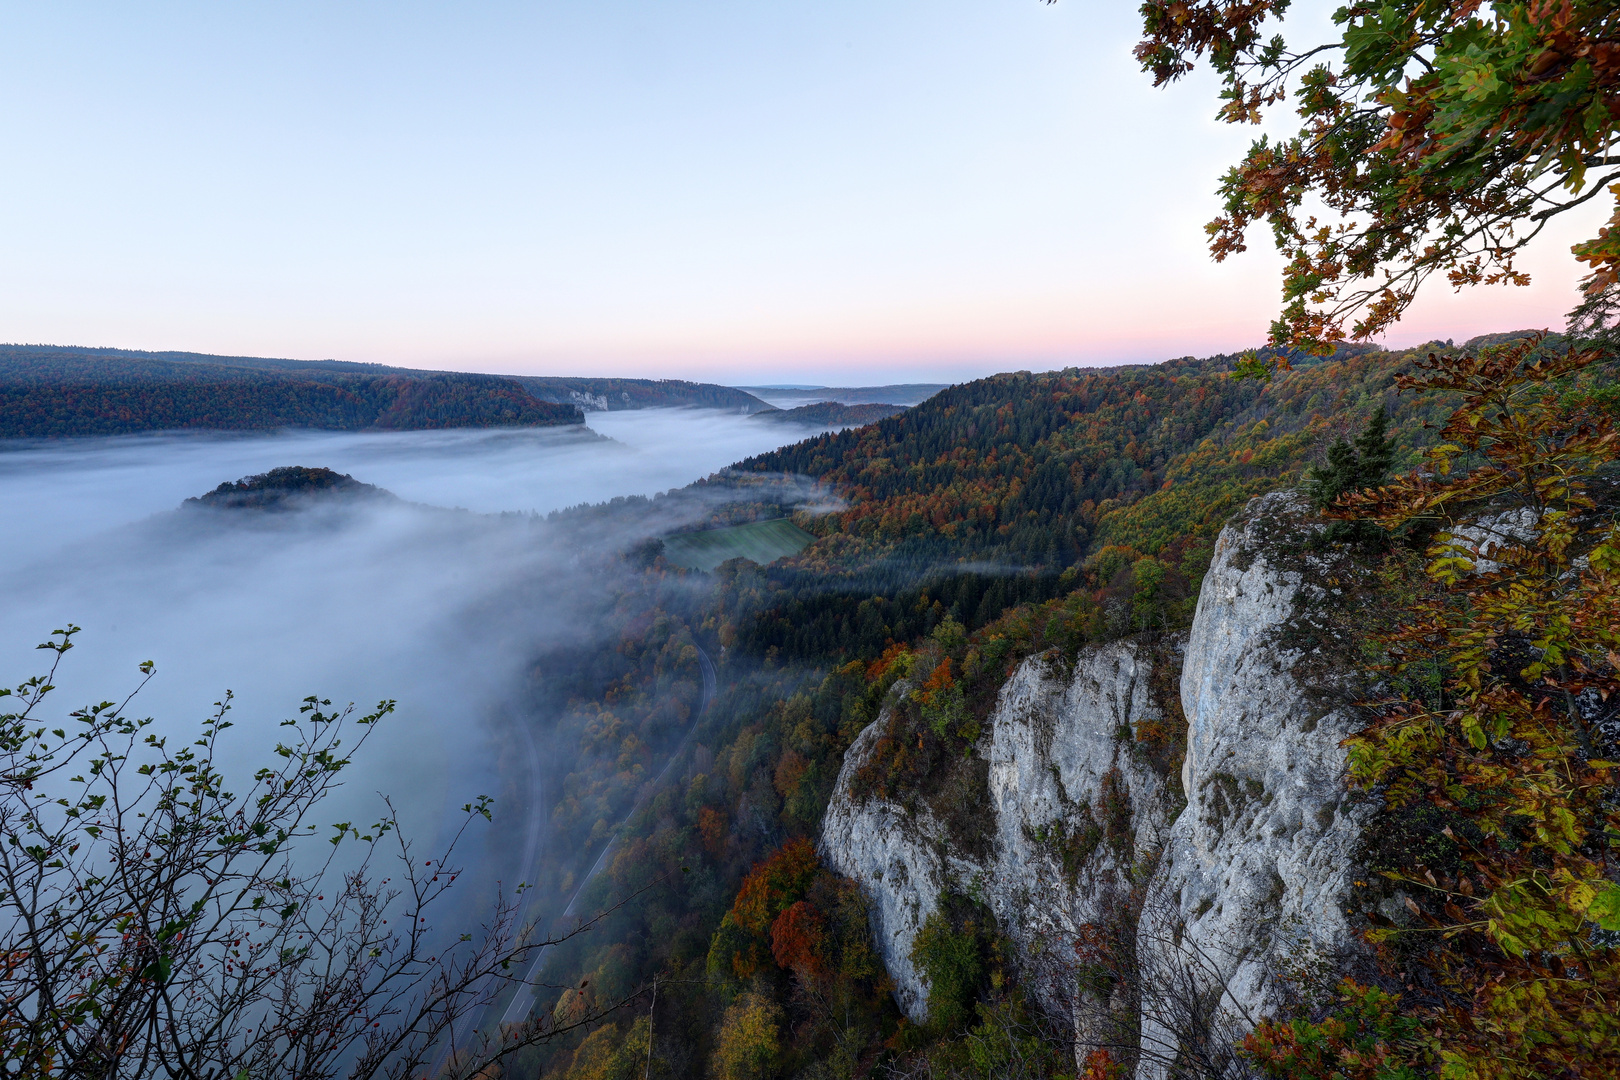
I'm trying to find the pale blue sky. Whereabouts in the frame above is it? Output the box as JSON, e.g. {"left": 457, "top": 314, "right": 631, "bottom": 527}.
{"left": 0, "top": 2, "right": 1597, "bottom": 383}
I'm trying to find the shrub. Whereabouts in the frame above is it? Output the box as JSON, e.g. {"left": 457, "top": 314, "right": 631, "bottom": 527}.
{"left": 910, "top": 911, "right": 986, "bottom": 1034}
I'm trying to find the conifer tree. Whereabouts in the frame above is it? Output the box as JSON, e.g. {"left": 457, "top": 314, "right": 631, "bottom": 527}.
{"left": 1305, "top": 405, "right": 1394, "bottom": 545}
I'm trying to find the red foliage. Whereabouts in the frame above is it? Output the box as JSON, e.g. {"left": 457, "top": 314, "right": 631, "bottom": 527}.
{"left": 769, "top": 900, "right": 829, "bottom": 983}
{"left": 731, "top": 838, "right": 821, "bottom": 937}
{"left": 1080, "top": 1047, "right": 1127, "bottom": 1080}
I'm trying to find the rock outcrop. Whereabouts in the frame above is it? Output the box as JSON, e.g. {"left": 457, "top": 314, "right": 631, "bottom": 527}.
{"left": 819, "top": 492, "right": 1370, "bottom": 1075}
{"left": 1135, "top": 492, "right": 1371, "bottom": 1078}
{"left": 819, "top": 641, "right": 1182, "bottom": 1026}
{"left": 818, "top": 714, "right": 964, "bottom": 1021}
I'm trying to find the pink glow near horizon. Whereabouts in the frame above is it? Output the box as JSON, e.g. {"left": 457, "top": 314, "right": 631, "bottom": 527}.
{"left": 0, "top": 2, "right": 1604, "bottom": 388}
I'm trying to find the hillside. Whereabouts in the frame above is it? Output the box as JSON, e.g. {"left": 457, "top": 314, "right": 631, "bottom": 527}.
{"left": 736, "top": 383, "right": 949, "bottom": 407}
{"left": 517, "top": 375, "right": 771, "bottom": 413}
{"left": 0, "top": 368, "right": 583, "bottom": 438}
{"left": 504, "top": 332, "right": 1620, "bottom": 1080}
{"left": 744, "top": 347, "right": 1430, "bottom": 568}
{"left": 706, "top": 344, "right": 1464, "bottom": 662}
{"left": 660, "top": 517, "right": 816, "bottom": 572}
{"left": 0, "top": 344, "right": 774, "bottom": 437}
{"left": 0, "top": 343, "right": 405, "bottom": 382}
{"left": 752, "top": 401, "right": 906, "bottom": 427}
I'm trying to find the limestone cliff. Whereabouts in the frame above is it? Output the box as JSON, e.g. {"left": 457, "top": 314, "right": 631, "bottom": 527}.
{"left": 818, "top": 491, "right": 1370, "bottom": 1075}
{"left": 1135, "top": 492, "right": 1372, "bottom": 1078}
{"left": 819, "top": 640, "right": 1181, "bottom": 1026}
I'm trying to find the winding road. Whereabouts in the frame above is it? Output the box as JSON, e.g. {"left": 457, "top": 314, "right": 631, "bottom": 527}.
{"left": 499, "top": 643, "right": 715, "bottom": 1024}
{"left": 433, "top": 643, "right": 717, "bottom": 1073}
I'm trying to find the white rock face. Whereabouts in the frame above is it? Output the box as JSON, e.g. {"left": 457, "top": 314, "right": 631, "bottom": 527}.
{"left": 818, "top": 713, "right": 964, "bottom": 1021}
{"left": 820, "top": 491, "right": 1370, "bottom": 1076}
{"left": 819, "top": 641, "right": 1181, "bottom": 1027}
{"left": 567, "top": 389, "right": 611, "bottom": 411}
{"left": 983, "top": 645, "right": 1177, "bottom": 1024}
{"left": 1137, "top": 492, "right": 1369, "bottom": 1078}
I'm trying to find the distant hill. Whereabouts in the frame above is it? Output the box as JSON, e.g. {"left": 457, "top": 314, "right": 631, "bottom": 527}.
{"left": 735, "top": 383, "right": 949, "bottom": 408}
{"left": 0, "top": 344, "right": 773, "bottom": 437}
{"left": 1462, "top": 329, "right": 1559, "bottom": 350}
{"left": 0, "top": 369, "right": 582, "bottom": 439}
{"left": 516, "top": 376, "right": 772, "bottom": 413}
{"left": 0, "top": 344, "right": 408, "bottom": 384}
{"left": 184, "top": 466, "right": 396, "bottom": 511}
{"left": 753, "top": 401, "right": 906, "bottom": 427}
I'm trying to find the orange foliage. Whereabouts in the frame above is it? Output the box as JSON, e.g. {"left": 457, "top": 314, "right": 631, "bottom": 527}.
{"left": 773, "top": 750, "right": 808, "bottom": 800}
{"left": 918, "top": 657, "right": 955, "bottom": 706}
{"left": 731, "top": 838, "right": 821, "bottom": 937}
{"left": 865, "top": 641, "right": 909, "bottom": 682}
{"left": 696, "top": 807, "right": 727, "bottom": 858}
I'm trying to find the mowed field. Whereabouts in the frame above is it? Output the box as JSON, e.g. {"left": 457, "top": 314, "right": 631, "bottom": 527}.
{"left": 661, "top": 517, "right": 815, "bottom": 572}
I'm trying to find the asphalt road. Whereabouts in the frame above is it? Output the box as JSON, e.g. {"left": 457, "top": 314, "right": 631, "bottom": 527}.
{"left": 431, "top": 643, "right": 718, "bottom": 1073}
{"left": 499, "top": 643, "right": 716, "bottom": 1024}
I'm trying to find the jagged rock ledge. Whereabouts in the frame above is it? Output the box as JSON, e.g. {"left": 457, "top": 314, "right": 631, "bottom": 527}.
{"left": 819, "top": 492, "right": 1373, "bottom": 1076}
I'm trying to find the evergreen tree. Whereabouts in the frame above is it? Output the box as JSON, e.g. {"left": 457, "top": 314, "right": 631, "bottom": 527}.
{"left": 1305, "top": 405, "right": 1393, "bottom": 546}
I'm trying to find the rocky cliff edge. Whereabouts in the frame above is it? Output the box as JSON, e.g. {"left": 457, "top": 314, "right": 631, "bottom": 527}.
{"left": 818, "top": 491, "right": 1372, "bottom": 1075}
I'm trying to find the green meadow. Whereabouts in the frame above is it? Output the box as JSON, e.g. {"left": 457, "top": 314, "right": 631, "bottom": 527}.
{"left": 660, "top": 517, "right": 814, "bottom": 572}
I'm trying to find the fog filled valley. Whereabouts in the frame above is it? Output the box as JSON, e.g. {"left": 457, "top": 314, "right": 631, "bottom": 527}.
{"left": 11, "top": 4, "right": 1620, "bottom": 1075}
{"left": 0, "top": 405, "right": 867, "bottom": 1069}
{"left": 0, "top": 405, "right": 848, "bottom": 869}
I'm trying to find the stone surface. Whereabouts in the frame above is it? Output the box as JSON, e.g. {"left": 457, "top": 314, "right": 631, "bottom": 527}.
{"left": 818, "top": 710, "right": 961, "bottom": 1021}
{"left": 983, "top": 644, "right": 1178, "bottom": 1024}
{"left": 819, "top": 641, "right": 1181, "bottom": 1027}
{"left": 1136, "top": 491, "right": 1371, "bottom": 1077}
{"left": 820, "top": 491, "right": 1370, "bottom": 1076}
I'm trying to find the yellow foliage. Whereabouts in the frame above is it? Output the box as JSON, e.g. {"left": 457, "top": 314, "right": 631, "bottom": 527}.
{"left": 709, "top": 992, "right": 782, "bottom": 1080}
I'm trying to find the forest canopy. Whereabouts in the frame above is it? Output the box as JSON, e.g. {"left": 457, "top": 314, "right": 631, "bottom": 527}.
{"left": 0, "top": 345, "right": 785, "bottom": 437}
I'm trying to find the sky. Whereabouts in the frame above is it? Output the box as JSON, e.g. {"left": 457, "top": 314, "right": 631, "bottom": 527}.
{"left": 0, "top": 1, "right": 1605, "bottom": 385}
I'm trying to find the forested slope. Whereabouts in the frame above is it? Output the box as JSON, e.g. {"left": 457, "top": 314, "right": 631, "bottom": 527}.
{"left": 708, "top": 343, "right": 1462, "bottom": 662}
{"left": 0, "top": 343, "right": 402, "bottom": 381}
{"left": 508, "top": 332, "right": 1620, "bottom": 1080}
{"left": 0, "top": 369, "right": 583, "bottom": 437}
{"left": 0, "top": 344, "right": 774, "bottom": 436}
{"left": 753, "top": 401, "right": 906, "bottom": 427}
{"left": 746, "top": 345, "right": 1419, "bottom": 567}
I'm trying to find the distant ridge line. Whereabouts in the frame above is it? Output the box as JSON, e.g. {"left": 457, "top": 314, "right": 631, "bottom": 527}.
{"left": 0, "top": 344, "right": 778, "bottom": 436}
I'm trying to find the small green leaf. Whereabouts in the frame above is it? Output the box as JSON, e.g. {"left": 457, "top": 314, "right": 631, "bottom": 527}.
{"left": 1589, "top": 882, "right": 1620, "bottom": 932}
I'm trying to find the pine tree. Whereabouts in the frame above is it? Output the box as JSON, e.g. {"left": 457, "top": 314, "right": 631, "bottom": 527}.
{"left": 1305, "top": 405, "right": 1393, "bottom": 546}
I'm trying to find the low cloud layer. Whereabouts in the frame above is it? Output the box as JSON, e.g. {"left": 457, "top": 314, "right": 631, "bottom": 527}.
{"left": 0, "top": 409, "right": 831, "bottom": 880}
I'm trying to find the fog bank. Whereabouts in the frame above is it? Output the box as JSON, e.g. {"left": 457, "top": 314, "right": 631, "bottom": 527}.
{"left": 0, "top": 409, "right": 831, "bottom": 877}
